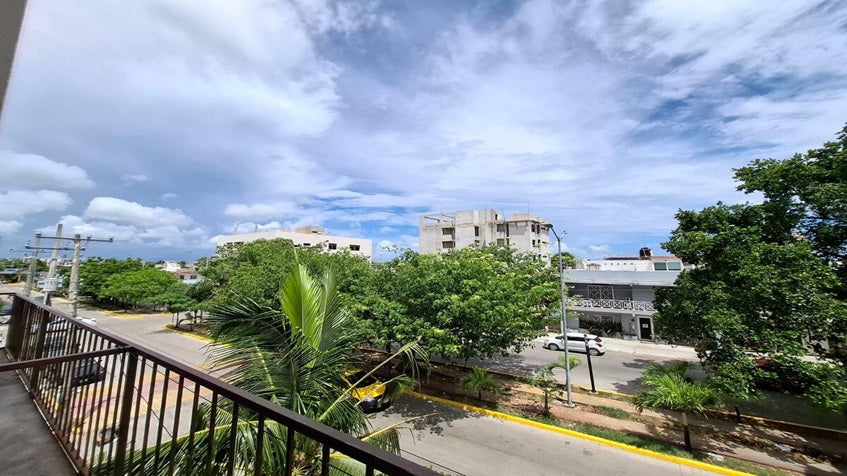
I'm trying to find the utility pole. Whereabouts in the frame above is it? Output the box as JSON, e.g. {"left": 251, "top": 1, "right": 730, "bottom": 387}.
{"left": 67, "top": 234, "right": 83, "bottom": 316}
{"left": 45, "top": 224, "right": 63, "bottom": 305}
{"left": 23, "top": 232, "right": 41, "bottom": 296}
{"left": 47, "top": 223, "right": 63, "bottom": 277}
{"left": 548, "top": 224, "right": 574, "bottom": 407}
{"left": 26, "top": 230, "right": 113, "bottom": 316}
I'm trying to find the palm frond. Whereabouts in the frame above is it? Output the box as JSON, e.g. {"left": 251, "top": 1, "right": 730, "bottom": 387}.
{"left": 280, "top": 264, "right": 324, "bottom": 347}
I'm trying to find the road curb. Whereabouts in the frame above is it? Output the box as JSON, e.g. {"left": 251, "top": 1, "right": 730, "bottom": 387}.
{"left": 101, "top": 309, "right": 163, "bottom": 319}
{"left": 161, "top": 324, "right": 215, "bottom": 343}
{"left": 409, "top": 391, "right": 753, "bottom": 476}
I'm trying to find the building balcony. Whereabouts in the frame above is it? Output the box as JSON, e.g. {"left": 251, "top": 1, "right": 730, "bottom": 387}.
{"left": 567, "top": 297, "right": 656, "bottom": 313}
{"left": 0, "top": 293, "right": 437, "bottom": 476}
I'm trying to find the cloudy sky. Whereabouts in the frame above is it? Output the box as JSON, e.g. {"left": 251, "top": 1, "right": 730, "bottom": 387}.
{"left": 1, "top": 0, "right": 846, "bottom": 261}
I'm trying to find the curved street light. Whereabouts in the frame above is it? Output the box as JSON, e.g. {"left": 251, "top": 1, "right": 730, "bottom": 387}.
{"left": 548, "top": 224, "right": 574, "bottom": 407}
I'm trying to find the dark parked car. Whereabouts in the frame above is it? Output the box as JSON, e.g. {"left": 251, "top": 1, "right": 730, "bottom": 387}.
{"left": 72, "top": 358, "right": 107, "bottom": 387}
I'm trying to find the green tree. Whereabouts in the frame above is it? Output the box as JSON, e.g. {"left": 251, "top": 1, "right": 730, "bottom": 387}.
{"left": 100, "top": 268, "right": 182, "bottom": 308}
{"left": 657, "top": 203, "right": 847, "bottom": 400}
{"left": 551, "top": 251, "right": 578, "bottom": 268}
{"left": 634, "top": 363, "right": 721, "bottom": 452}
{"left": 734, "top": 124, "right": 847, "bottom": 291}
{"left": 201, "top": 240, "right": 376, "bottom": 313}
{"left": 78, "top": 257, "right": 145, "bottom": 300}
{"left": 547, "top": 355, "right": 581, "bottom": 385}
{"left": 372, "top": 246, "right": 559, "bottom": 362}
{"left": 528, "top": 368, "right": 561, "bottom": 415}
{"left": 107, "top": 264, "right": 427, "bottom": 475}
{"left": 460, "top": 367, "right": 501, "bottom": 401}
{"left": 655, "top": 127, "right": 847, "bottom": 405}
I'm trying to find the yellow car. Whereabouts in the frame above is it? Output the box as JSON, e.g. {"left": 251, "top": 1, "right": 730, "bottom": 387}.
{"left": 342, "top": 370, "right": 388, "bottom": 412}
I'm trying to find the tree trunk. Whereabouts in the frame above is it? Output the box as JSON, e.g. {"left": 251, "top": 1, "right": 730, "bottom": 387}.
{"left": 478, "top": 390, "right": 482, "bottom": 401}
{"left": 682, "top": 412, "right": 692, "bottom": 452}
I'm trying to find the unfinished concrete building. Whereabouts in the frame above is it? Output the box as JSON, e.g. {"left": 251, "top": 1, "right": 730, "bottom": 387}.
{"left": 419, "top": 209, "right": 550, "bottom": 259}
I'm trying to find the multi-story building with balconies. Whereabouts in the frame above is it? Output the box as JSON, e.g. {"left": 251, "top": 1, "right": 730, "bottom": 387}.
{"left": 565, "top": 248, "right": 685, "bottom": 340}
{"left": 217, "top": 226, "right": 372, "bottom": 260}
{"left": 419, "top": 209, "right": 550, "bottom": 259}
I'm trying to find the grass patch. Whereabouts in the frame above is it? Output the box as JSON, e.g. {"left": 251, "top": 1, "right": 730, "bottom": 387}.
{"left": 596, "top": 405, "right": 631, "bottom": 420}
{"left": 494, "top": 404, "right": 796, "bottom": 475}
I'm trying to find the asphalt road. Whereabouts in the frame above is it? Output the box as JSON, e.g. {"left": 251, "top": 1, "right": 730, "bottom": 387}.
{"left": 368, "top": 396, "right": 713, "bottom": 476}
{"left": 444, "top": 338, "right": 700, "bottom": 394}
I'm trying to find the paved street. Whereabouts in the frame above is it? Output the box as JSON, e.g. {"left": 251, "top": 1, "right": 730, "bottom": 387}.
{"left": 368, "top": 396, "right": 713, "bottom": 476}
{"left": 443, "top": 335, "right": 700, "bottom": 394}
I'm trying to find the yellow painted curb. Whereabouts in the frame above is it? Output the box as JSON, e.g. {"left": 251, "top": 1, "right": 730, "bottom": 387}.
{"left": 101, "top": 309, "right": 160, "bottom": 319}
{"left": 410, "top": 391, "right": 753, "bottom": 476}
{"left": 161, "top": 325, "right": 215, "bottom": 343}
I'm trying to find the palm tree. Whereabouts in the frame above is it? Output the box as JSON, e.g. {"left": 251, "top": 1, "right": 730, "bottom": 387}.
{"left": 103, "top": 264, "right": 427, "bottom": 475}
{"left": 633, "top": 363, "right": 720, "bottom": 452}
{"left": 460, "top": 367, "right": 500, "bottom": 401}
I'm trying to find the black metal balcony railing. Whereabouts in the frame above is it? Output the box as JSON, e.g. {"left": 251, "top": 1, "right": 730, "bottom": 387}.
{"left": 0, "top": 293, "right": 437, "bottom": 476}
{"left": 567, "top": 297, "right": 656, "bottom": 312}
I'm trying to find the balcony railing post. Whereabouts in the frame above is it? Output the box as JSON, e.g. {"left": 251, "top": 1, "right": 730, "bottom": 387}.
{"left": 112, "top": 350, "right": 138, "bottom": 475}
{"left": 5, "top": 293, "right": 26, "bottom": 359}
{"left": 28, "top": 309, "right": 50, "bottom": 392}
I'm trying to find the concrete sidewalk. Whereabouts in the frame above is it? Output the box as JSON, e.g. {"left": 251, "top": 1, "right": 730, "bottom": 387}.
{"left": 540, "top": 332, "right": 699, "bottom": 360}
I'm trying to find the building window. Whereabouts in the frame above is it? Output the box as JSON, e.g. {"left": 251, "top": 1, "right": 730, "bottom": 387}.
{"left": 328, "top": 243, "right": 337, "bottom": 250}
{"left": 303, "top": 243, "right": 311, "bottom": 246}
{"left": 442, "top": 227, "right": 454, "bottom": 235}
{"left": 442, "top": 241, "right": 455, "bottom": 249}
{"left": 667, "top": 261, "right": 682, "bottom": 270}
{"left": 496, "top": 224, "right": 506, "bottom": 232}
{"left": 474, "top": 226, "right": 480, "bottom": 236}
{"left": 349, "top": 244, "right": 361, "bottom": 251}
{"left": 588, "top": 285, "right": 614, "bottom": 300}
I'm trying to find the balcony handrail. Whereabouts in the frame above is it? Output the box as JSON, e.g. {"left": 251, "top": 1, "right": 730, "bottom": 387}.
{"left": 1, "top": 292, "right": 437, "bottom": 476}
{"left": 567, "top": 296, "right": 656, "bottom": 311}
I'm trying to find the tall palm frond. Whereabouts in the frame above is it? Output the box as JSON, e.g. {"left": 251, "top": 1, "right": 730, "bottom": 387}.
{"left": 100, "top": 264, "right": 428, "bottom": 475}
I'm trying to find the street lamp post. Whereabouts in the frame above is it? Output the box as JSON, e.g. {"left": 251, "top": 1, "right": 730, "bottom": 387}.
{"left": 548, "top": 225, "right": 574, "bottom": 407}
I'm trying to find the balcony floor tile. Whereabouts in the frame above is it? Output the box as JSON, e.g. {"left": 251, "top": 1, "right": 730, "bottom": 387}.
{"left": 0, "top": 353, "right": 77, "bottom": 475}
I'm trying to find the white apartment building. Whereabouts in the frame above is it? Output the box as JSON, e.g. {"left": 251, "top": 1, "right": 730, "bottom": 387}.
{"left": 565, "top": 248, "right": 685, "bottom": 340}
{"left": 419, "top": 209, "right": 550, "bottom": 259}
{"left": 216, "top": 226, "right": 372, "bottom": 260}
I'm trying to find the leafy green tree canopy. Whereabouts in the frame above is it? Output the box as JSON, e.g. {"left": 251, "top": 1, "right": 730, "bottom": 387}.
{"left": 655, "top": 125, "right": 847, "bottom": 407}
{"left": 372, "top": 245, "right": 559, "bottom": 362}
{"left": 100, "top": 268, "right": 183, "bottom": 306}
{"left": 79, "top": 257, "right": 145, "bottom": 299}
{"left": 200, "top": 239, "right": 376, "bottom": 312}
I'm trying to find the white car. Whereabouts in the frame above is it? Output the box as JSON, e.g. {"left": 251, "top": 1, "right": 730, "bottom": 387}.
{"left": 543, "top": 333, "right": 606, "bottom": 356}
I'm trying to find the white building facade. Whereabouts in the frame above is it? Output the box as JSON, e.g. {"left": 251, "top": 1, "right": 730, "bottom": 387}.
{"left": 419, "top": 209, "right": 550, "bottom": 259}
{"left": 565, "top": 248, "right": 685, "bottom": 340}
{"left": 216, "top": 226, "right": 372, "bottom": 260}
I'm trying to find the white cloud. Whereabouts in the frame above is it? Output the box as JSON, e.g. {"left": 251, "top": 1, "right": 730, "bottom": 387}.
{"left": 223, "top": 201, "right": 298, "bottom": 221}
{"left": 42, "top": 214, "right": 210, "bottom": 248}
{"left": 588, "top": 245, "right": 612, "bottom": 257}
{"left": 122, "top": 174, "right": 148, "bottom": 186}
{"left": 0, "top": 220, "right": 22, "bottom": 235}
{"left": 0, "top": 190, "right": 72, "bottom": 220}
{"left": 83, "top": 197, "right": 193, "bottom": 227}
{"left": 378, "top": 226, "right": 395, "bottom": 234}
{"left": 160, "top": 193, "right": 179, "bottom": 201}
{"left": 0, "top": 151, "right": 94, "bottom": 189}
{"left": 224, "top": 221, "right": 285, "bottom": 234}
